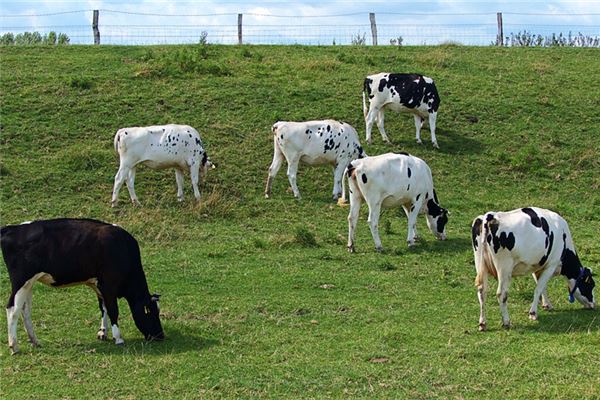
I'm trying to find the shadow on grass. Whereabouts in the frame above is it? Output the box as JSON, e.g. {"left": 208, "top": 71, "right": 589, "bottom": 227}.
{"left": 397, "top": 236, "right": 471, "bottom": 255}
{"left": 90, "top": 327, "right": 219, "bottom": 355}
{"left": 519, "top": 307, "right": 599, "bottom": 334}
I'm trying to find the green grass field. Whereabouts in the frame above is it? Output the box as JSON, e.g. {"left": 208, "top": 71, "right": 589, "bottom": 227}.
{"left": 1, "top": 44, "right": 599, "bottom": 399}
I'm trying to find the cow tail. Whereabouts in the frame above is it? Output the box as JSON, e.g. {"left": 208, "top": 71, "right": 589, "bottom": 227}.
{"left": 475, "top": 217, "right": 498, "bottom": 287}
{"left": 362, "top": 79, "right": 369, "bottom": 119}
{"left": 114, "top": 130, "right": 123, "bottom": 153}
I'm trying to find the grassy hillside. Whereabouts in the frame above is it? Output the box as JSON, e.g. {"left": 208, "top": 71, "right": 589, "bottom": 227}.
{"left": 1, "top": 44, "right": 599, "bottom": 399}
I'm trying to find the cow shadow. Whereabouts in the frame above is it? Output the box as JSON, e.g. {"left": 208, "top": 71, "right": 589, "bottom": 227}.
{"left": 517, "top": 308, "right": 599, "bottom": 334}
{"left": 394, "top": 236, "right": 471, "bottom": 256}
{"left": 89, "top": 327, "right": 219, "bottom": 355}
{"left": 378, "top": 127, "right": 484, "bottom": 155}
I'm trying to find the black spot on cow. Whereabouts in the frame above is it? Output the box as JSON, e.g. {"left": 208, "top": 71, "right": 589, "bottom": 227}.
{"left": 397, "top": 151, "right": 409, "bottom": 156}
{"left": 324, "top": 138, "right": 335, "bottom": 153}
{"left": 195, "top": 138, "right": 201, "bottom": 146}
{"left": 172, "top": 143, "right": 176, "bottom": 146}
{"left": 426, "top": 199, "right": 443, "bottom": 217}
{"left": 361, "top": 173, "right": 368, "bottom": 184}
{"left": 540, "top": 217, "right": 550, "bottom": 236}
{"left": 124, "top": 131, "right": 128, "bottom": 135}
{"left": 327, "top": 125, "right": 331, "bottom": 132}
{"left": 357, "top": 145, "right": 365, "bottom": 158}
{"left": 486, "top": 213, "right": 494, "bottom": 222}
{"left": 539, "top": 232, "right": 554, "bottom": 266}
{"left": 407, "top": 168, "right": 412, "bottom": 178}
{"left": 522, "top": 207, "right": 542, "bottom": 227}
{"left": 189, "top": 133, "right": 192, "bottom": 138}
{"left": 425, "top": 193, "right": 428, "bottom": 199}
{"left": 433, "top": 189, "right": 440, "bottom": 204}
{"left": 201, "top": 152, "right": 208, "bottom": 166}
{"left": 410, "top": 204, "right": 415, "bottom": 212}
{"left": 347, "top": 162, "right": 355, "bottom": 178}
{"left": 364, "top": 78, "right": 374, "bottom": 99}
{"left": 499, "top": 231, "right": 516, "bottom": 251}
{"left": 280, "top": 134, "right": 283, "bottom": 139}
{"left": 472, "top": 218, "right": 483, "bottom": 250}
{"left": 416, "top": 193, "right": 421, "bottom": 201}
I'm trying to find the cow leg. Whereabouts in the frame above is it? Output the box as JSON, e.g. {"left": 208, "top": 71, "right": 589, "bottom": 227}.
{"left": 495, "top": 261, "right": 513, "bottom": 329}
{"left": 175, "top": 169, "right": 185, "bottom": 202}
{"left": 529, "top": 268, "right": 555, "bottom": 320}
{"left": 6, "top": 285, "right": 28, "bottom": 354}
{"left": 375, "top": 110, "right": 391, "bottom": 144}
{"left": 112, "top": 163, "right": 131, "bottom": 207}
{"left": 265, "top": 141, "right": 285, "bottom": 199}
{"left": 97, "top": 297, "right": 109, "bottom": 340}
{"left": 365, "top": 107, "right": 379, "bottom": 145}
{"left": 532, "top": 271, "right": 553, "bottom": 311}
{"left": 22, "top": 288, "right": 39, "bottom": 347}
{"left": 126, "top": 167, "right": 140, "bottom": 206}
{"left": 347, "top": 179, "right": 362, "bottom": 253}
{"left": 414, "top": 115, "right": 423, "bottom": 144}
{"left": 428, "top": 111, "right": 439, "bottom": 149}
{"left": 477, "top": 272, "right": 489, "bottom": 331}
{"left": 286, "top": 156, "right": 301, "bottom": 199}
{"left": 332, "top": 163, "right": 345, "bottom": 201}
{"left": 367, "top": 201, "right": 383, "bottom": 252}
{"left": 102, "top": 294, "right": 124, "bottom": 345}
{"left": 404, "top": 202, "right": 420, "bottom": 246}
{"left": 190, "top": 162, "right": 201, "bottom": 202}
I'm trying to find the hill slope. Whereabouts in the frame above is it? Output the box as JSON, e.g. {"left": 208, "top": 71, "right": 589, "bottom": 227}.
{"left": 1, "top": 45, "right": 599, "bottom": 398}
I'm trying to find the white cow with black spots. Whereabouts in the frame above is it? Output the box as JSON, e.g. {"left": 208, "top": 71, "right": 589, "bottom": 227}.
{"left": 112, "top": 124, "right": 213, "bottom": 206}
{"left": 265, "top": 120, "right": 366, "bottom": 201}
{"left": 363, "top": 73, "right": 441, "bottom": 147}
{"left": 472, "top": 207, "right": 595, "bottom": 331}
{"left": 346, "top": 152, "right": 448, "bottom": 252}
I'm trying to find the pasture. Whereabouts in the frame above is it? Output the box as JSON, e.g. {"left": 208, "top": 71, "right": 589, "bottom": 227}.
{"left": 1, "top": 44, "right": 599, "bottom": 398}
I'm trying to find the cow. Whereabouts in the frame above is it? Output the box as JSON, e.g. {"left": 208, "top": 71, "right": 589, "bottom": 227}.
{"left": 472, "top": 207, "right": 595, "bottom": 331}
{"left": 363, "top": 73, "right": 441, "bottom": 148}
{"left": 346, "top": 152, "right": 448, "bottom": 252}
{"left": 1, "top": 218, "right": 164, "bottom": 354}
{"left": 112, "top": 124, "right": 213, "bottom": 207}
{"left": 265, "top": 120, "right": 366, "bottom": 201}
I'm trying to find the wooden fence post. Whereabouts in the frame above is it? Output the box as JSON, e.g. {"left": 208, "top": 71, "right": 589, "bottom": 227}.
{"left": 496, "top": 12, "right": 503, "bottom": 46}
{"left": 238, "top": 14, "right": 243, "bottom": 45}
{"left": 369, "top": 12, "right": 377, "bottom": 45}
{"left": 93, "top": 10, "right": 100, "bottom": 45}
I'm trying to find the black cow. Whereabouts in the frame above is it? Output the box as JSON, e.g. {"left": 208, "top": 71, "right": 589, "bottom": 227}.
{"left": 363, "top": 72, "right": 441, "bottom": 147}
{"left": 1, "top": 218, "right": 164, "bottom": 354}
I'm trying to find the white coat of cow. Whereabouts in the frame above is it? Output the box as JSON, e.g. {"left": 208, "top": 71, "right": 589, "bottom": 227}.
{"left": 347, "top": 152, "right": 448, "bottom": 252}
{"left": 265, "top": 120, "right": 366, "bottom": 201}
{"left": 472, "top": 207, "right": 595, "bottom": 331}
{"left": 363, "top": 73, "right": 441, "bottom": 148}
{"left": 112, "top": 124, "right": 212, "bottom": 206}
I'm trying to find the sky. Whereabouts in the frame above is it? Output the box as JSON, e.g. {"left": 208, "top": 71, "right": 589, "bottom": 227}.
{"left": 1, "top": 1, "right": 599, "bottom": 45}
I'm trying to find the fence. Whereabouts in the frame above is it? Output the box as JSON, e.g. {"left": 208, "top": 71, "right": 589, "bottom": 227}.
{"left": 1, "top": 9, "right": 599, "bottom": 46}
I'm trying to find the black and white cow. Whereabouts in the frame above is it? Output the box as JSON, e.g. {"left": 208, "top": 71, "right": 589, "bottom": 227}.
{"left": 1, "top": 219, "right": 164, "bottom": 354}
{"left": 472, "top": 207, "right": 595, "bottom": 331}
{"left": 265, "top": 120, "right": 366, "bottom": 201}
{"left": 363, "top": 73, "right": 441, "bottom": 148}
{"left": 112, "top": 124, "right": 213, "bottom": 206}
{"left": 346, "top": 152, "right": 448, "bottom": 252}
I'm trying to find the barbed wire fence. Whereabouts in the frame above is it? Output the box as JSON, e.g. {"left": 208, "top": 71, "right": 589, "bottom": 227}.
{"left": 1, "top": 9, "right": 599, "bottom": 46}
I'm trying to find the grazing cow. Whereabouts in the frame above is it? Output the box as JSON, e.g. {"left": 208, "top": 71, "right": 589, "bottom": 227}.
{"left": 112, "top": 124, "right": 213, "bottom": 206}
{"left": 265, "top": 120, "right": 366, "bottom": 201}
{"left": 346, "top": 152, "right": 448, "bottom": 252}
{"left": 1, "top": 219, "right": 164, "bottom": 354}
{"left": 363, "top": 73, "right": 441, "bottom": 148}
{"left": 472, "top": 207, "right": 595, "bottom": 331}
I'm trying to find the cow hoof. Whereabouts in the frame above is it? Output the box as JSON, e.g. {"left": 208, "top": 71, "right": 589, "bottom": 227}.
{"left": 115, "top": 338, "right": 125, "bottom": 346}
{"left": 177, "top": 197, "right": 184, "bottom": 202}
{"left": 375, "top": 246, "right": 384, "bottom": 253}
{"left": 29, "top": 339, "right": 40, "bottom": 347}
{"left": 407, "top": 241, "right": 416, "bottom": 247}
{"left": 528, "top": 312, "right": 538, "bottom": 321}
{"left": 502, "top": 323, "right": 511, "bottom": 330}
{"left": 478, "top": 323, "right": 487, "bottom": 332}
{"left": 367, "top": 139, "right": 372, "bottom": 145}
{"left": 264, "top": 193, "right": 270, "bottom": 199}
{"left": 542, "top": 304, "right": 553, "bottom": 311}
{"left": 97, "top": 330, "right": 107, "bottom": 341}
{"left": 416, "top": 139, "right": 423, "bottom": 145}
{"left": 132, "top": 200, "right": 141, "bottom": 207}
{"left": 111, "top": 201, "right": 118, "bottom": 208}
{"left": 10, "top": 347, "right": 19, "bottom": 355}
{"left": 433, "top": 142, "right": 440, "bottom": 149}
{"left": 347, "top": 245, "right": 355, "bottom": 253}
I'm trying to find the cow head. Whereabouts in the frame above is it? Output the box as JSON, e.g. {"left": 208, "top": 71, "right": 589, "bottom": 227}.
{"left": 131, "top": 293, "right": 164, "bottom": 341}
{"left": 425, "top": 198, "right": 448, "bottom": 240}
{"left": 570, "top": 268, "right": 595, "bottom": 309}
{"left": 200, "top": 152, "right": 215, "bottom": 179}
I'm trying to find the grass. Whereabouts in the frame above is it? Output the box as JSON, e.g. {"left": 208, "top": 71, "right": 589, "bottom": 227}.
{"left": 1, "top": 44, "right": 599, "bottom": 399}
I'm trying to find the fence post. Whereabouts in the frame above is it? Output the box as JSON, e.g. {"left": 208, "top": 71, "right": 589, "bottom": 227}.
{"left": 369, "top": 12, "right": 378, "bottom": 45}
{"left": 496, "top": 12, "right": 503, "bottom": 46}
{"left": 238, "top": 14, "right": 243, "bottom": 45}
{"left": 93, "top": 10, "right": 100, "bottom": 45}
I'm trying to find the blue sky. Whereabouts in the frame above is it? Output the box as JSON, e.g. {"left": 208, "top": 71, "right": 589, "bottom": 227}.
{"left": 1, "top": 1, "right": 599, "bottom": 45}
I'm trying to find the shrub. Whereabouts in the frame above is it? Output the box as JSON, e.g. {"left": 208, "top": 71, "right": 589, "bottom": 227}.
{"left": 1, "top": 31, "right": 70, "bottom": 46}
{"left": 351, "top": 32, "right": 367, "bottom": 46}
{"left": 0, "top": 33, "right": 15, "bottom": 45}
{"left": 498, "top": 31, "right": 600, "bottom": 47}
